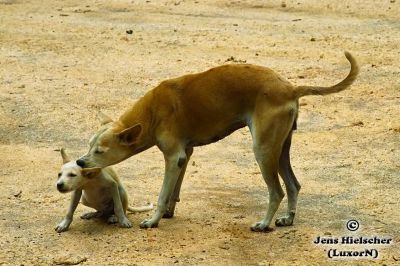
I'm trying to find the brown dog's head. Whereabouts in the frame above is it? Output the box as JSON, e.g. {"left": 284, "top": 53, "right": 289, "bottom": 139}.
{"left": 57, "top": 148, "right": 102, "bottom": 193}
{"left": 77, "top": 113, "right": 142, "bottom": 168}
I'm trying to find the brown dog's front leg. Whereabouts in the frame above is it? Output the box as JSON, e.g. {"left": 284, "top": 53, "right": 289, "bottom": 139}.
{"left": 163, "top": 147, "right": 193, "bottom": 218}
{"left": 140, "top": 149, "right": 186, "bottom": 228}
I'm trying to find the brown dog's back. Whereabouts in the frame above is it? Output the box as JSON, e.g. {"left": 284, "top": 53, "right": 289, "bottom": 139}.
{"left": 149, "top": 64, "right": 295, "bottom": 146}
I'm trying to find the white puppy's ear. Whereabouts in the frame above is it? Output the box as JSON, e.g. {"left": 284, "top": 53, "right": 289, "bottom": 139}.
{"left": 60, "top": 148, "right": 70, "bottom": 164}
{"left": 81, "top": 167, "right": 102, "bottom": 179}
{"left": 97, "top": 112, "right": 113, "bottom": 125}
{"left": 117, "top": 124, "right": 142, "bottom": 146}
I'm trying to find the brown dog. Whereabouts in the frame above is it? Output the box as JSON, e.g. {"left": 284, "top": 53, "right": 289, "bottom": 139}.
{"left": 77, "top": 52, "right": 358, "bottom": 232}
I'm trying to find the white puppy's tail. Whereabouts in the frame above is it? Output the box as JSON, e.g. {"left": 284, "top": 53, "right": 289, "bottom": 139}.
{"left": 127, "top": 203, "right": 154, "bottom": 213}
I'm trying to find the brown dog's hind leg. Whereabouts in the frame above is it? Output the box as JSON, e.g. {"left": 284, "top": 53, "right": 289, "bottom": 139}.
{"left": 276, "top": 126, "right": 301, "bottom": 227}
{"left": 163, "top": 146, "right": 194, "bottom": 218}
{"left": 249, "top": 105, "right": 296, "bottom": 232}
{"left": 251, "top": 150, "right": 283, "bottom": 232}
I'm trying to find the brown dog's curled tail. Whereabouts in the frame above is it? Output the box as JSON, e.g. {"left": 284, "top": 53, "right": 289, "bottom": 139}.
{"left": 294, "top": 52, "right": 359, "bottom": 98}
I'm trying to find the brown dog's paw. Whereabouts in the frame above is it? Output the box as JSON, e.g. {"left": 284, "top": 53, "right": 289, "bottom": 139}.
{"left": 275, "top": 212, "right": 295, "bottom": 227}
{"left": 275, "top": 217, "right": 294, "bottom": 227}
{"left": 140, "top": 219, "right": 159, "bottom": 229}
{"left": 162, "top": 202, "right": 177, "bottom": 219}
{"left": 162, "top": 210, "right": 174, "bottom": 219}
{"left": 250, "top": 222, "right": 274, "bottom": 233}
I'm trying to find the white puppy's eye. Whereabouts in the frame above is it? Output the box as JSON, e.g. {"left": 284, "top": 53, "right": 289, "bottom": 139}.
{"left": 68, "top": 173, "right": 77, "bottom": 177}
{"left": 58, "top": 173, "right": 61, "bottom": 178}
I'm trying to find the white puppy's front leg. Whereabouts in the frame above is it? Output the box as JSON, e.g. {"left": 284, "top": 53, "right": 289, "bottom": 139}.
{"left": 55, "top": 190, "right": 82, "bottom": 233}
{"left": 110, "top": 181, "right": 132, "bottom": 228}
{"left": 140, "top": 151, "right": 185, "bottom": 229}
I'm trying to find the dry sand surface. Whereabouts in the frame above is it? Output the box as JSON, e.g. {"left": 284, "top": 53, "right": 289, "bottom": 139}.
{"left": 1, "top": 0, "right": 399, "bottom": 265}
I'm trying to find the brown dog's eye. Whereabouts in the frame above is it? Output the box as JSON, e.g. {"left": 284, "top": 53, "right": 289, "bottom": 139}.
{"left": 94, "top": 149, "right": 104, "bottom": 154}
{"left": 68, "top": 173, "right": 77, "bottom": 177}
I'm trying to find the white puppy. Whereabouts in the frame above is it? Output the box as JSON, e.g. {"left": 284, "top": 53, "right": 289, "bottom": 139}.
{"left": 55, "top": 148, "right": 153, "bottom": 233}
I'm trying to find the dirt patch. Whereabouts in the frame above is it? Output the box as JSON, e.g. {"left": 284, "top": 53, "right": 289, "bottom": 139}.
{"left": 0, "top": 0, "right": 399, "bottom": 265}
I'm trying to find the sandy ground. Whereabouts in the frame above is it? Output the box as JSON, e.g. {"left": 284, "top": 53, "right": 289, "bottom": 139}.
{"left": 1, "top": 0, "right": 399, "bottom": 265}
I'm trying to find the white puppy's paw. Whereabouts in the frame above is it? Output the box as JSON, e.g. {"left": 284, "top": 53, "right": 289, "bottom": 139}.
{"left": 55, "top": 218, "right": 72, "bottom": 233}
{"left": 107, "top": 215, "right": 118, "bottom": 224}
{"left": 139, "top": 219, "right": 158, "bottom": 229}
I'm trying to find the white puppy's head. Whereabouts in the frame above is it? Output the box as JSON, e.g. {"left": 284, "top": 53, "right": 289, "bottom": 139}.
{"left": 56, "top": 148, "right": 101, "bottom": 193}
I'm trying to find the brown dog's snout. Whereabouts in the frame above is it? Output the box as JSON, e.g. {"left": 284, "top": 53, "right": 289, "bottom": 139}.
{"left": 76, "top": 159, "right": 85, "bottom": 167}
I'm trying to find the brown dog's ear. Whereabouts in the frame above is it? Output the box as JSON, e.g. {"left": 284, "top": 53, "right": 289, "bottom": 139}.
{"left": 60, "top": 148, "right": 70, "bottom": 164}
{"left": 117, "top": 124, "right": 142, "bottom": 146}
{"left": 81, "top": 167, "right": 102, "bottom": 179}
{"left": 97, "top": 112, "right": 113, "bottom": 125}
